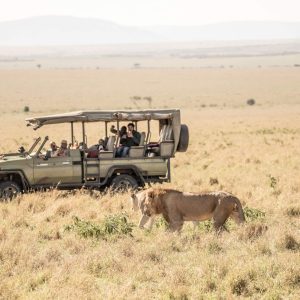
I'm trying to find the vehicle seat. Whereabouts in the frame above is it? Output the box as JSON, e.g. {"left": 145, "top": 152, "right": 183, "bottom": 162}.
{"left": 160, "top": 125, "right": 174, "bottom": 157}
{"left": 139, "top": 132, "right": 146, "bottom": 146}
{"left": 99, "top": 135, "right": 115, "bottom": 158}
{"left": 106, "top": 135, "right": 116, "bottom": 151}
{"left": 148, "top": 125, "right": 174, "bottom": 157}
{"left": 129, "top": 131, "right": 146, "bottom": 158}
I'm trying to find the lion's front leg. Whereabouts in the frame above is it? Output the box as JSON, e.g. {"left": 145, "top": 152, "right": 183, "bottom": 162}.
{"left": 139, "top": 214, "right": 151, "bottom": 228}
{"left": 212, "top": 209, "right": 230, "bottom": 234}
{"left": 167, "top": 213, "right": 184, "bottom": 232}
{"left": 168, "top": 221, "right": 183, "bottom": 232}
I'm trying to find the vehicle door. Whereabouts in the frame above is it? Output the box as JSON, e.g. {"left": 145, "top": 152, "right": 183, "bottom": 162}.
{"left": 32, "top": 150, "right": 81, "bottom": 185}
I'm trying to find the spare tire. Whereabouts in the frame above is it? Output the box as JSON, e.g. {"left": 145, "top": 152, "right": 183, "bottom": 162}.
{"left": 177, "top": 124, "right": 189, "bottom": 152}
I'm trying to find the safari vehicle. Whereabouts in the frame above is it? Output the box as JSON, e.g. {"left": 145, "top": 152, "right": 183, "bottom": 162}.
{"left": 0, "top": 109, "right": 189, "bottom": 199}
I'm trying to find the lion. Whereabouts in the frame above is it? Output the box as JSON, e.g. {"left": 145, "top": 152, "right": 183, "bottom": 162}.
{"left": 132, "top": 188, "right": 245, "bottom": 232}
{"left": 130, "top": 190, "right": 199, "bottom": 229}
{"left": 130, "top": 190, "right": 155, "bottom": 229}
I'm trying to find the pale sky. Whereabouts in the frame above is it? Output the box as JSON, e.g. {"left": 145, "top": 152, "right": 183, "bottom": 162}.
{"left": 1, "top": 0, "right": 299, "bottom": 25}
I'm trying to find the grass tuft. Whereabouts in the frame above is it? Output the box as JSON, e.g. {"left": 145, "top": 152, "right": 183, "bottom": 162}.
{"left": 283, "top": 234, "right": 300, "bottom": 251}
{"left": 286, "top": 206, "right": 300, "bottom": 217}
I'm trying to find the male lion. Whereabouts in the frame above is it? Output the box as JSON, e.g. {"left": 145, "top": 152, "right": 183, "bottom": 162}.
{"left": 133, "top": 188, "right": 245, "bottom": 232}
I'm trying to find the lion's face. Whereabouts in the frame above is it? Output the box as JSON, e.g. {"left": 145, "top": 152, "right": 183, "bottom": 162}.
{"left": 230, "top": 203, "right": 246, "bottom": 224}
{"left": 131, "top": 189, "right": 164, "bottom": 217}
{"left": 142, "top": 190, "right": 162, "bottom": 216}
{"left": 130, "top": 192, "right": 145, "bottom": 212}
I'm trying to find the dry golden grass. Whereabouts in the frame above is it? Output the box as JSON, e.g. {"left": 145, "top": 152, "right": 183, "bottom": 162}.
{"left": 0, "top": 60, "right": 300, "bottom": 299}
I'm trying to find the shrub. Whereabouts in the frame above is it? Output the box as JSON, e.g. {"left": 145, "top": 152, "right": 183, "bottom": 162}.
{"left": 209, "top": 177, "right": 219, "bottom": 185}
{"left": 286, "top": 206, "right": 300, "bottom": 217}
{"left": 247, "top": 99, "right": 255, "bottom": 106}
{"left": 102, "top": 213, "right": 134, "bottom": 236}
{"left": 65, "top": 216, "right": 103, "bottom": 239}
{"left": 155, "top": 216, "right": 168, "bottom": 229}
{"left": 23, "top": 106, "right": 30, "bottom": 112}
{"left": 231, "top": 277, "right": 248, "bottom": 296}
{"left": 283, "top": 234, "right": 300, "bottom": 251}
{"left": 197, "top": 220, "right": 213, "bottom": 232}
{"left": 243, "top": 207, "right": 265, "bottom": 222}
{"left": 267, "top": 174, "right": 278, "bottom": 189}
{"left": 65, "top": 213, "right": 134, "bottom": 240}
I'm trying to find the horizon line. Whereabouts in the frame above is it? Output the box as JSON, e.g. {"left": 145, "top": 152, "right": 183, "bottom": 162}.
{"left": 0, "top": 14, "right": 299, "bottom": 27}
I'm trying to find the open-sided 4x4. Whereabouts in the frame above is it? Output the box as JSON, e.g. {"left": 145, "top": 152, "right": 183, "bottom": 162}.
{"left": 0, "top": 109, "right": 189, "bottom": 199}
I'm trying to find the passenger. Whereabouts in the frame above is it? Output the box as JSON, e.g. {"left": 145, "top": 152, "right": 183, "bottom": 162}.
{"left": 97, "top": 139, "right": 105, "bottom": 152}
{"left": 110, "top": 125, "right": 127, "bottom": 141}
{"left": 117, "top": 123, "right": 141, "bottom": 157}
{"left": 46, "top": 141, "right": 58, "bottom": 158}
{"left": 57, "top": 139, "right": 69, "bottom": 157}
{"left": 127, "top": 123, "right": 141, "bottom": 146}
{"left": 70, "top": 140, "right": 79, "bottom": 150}
{"left": 87, "top": 139, "right": 106, "bottom": 158}
{"left": 79, "top": 142, "right": 87, "bottom": 151}
{"left": 110, "top": 125, "right": 128, "bottom": 157}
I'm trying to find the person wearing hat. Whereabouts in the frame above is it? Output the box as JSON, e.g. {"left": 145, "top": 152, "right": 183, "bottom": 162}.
{"left": 46, "top": 141, "right": 58, "bottom": 158}
{"left": 57, "top": 139, "right": 69, "bottom": 157}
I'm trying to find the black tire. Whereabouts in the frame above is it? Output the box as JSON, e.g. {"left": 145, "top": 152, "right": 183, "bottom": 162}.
{"left": 0, "top": 181, "right": 21, "bottom": 201}
{"left": 177, "top": 124, "right": 189, "bottom": 152}
{"left": 111, "top": 174, "right": 138, "bottom": 192}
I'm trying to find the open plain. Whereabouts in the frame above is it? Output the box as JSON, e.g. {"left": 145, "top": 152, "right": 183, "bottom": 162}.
{"left": 0, "top": 48, "right": 299, "bottom": 298}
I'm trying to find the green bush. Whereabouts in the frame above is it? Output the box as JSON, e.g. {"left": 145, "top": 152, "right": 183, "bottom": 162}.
{"left": 65, "top": 213, "right": 134, "bottom": 240}
{"left": 243, "top": 207, "right": 265, "bottom": 222}
{"left": 102, "top": 214, "right": 134, "bottom": 236}
{"left": 155, "top": 216, "right": 168, "bottom": 229}
{"left": 197, "top": 220, "right": 214, "bottom": 232}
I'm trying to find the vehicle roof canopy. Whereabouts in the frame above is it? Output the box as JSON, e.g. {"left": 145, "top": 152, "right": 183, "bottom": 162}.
{"left": 26, "top": 109, "right": 180, "bottom": 130}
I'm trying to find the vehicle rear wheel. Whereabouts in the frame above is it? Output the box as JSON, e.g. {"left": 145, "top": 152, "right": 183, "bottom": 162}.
{"left": 177, "top": 124, "right": 189, "bottom": 152}
{"left": 0, "top": 181, "right": 21, "bottom": 201}
{"left": 111, "top": 175, "right": 138, "bottom": 192}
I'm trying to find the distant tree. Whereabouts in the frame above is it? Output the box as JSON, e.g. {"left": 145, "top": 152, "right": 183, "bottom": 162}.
{"left": 143, "top": 97, "right": 152, "bottom": 107}
{"left": 130, "top": 96, "right": 153, "bottom": 108}
{"left": 247, "top": 99, "right": 256, "bottom": 106}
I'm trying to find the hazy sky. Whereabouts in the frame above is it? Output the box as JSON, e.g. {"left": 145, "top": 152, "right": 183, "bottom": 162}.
{"left": 1, "top": 0, "right": 299, "bottom": 25}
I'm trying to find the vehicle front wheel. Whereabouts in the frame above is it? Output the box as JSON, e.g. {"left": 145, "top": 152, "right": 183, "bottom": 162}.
{"left": 0, "top": 181, "right": 21, "bottom": 201}
{"left": 111, "top": 175, "right": 138, "bottom": 192}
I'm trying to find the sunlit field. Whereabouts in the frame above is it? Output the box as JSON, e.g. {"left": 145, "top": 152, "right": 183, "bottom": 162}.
{"left": 0, "top": 55, "right": 299, "bottom": 299}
